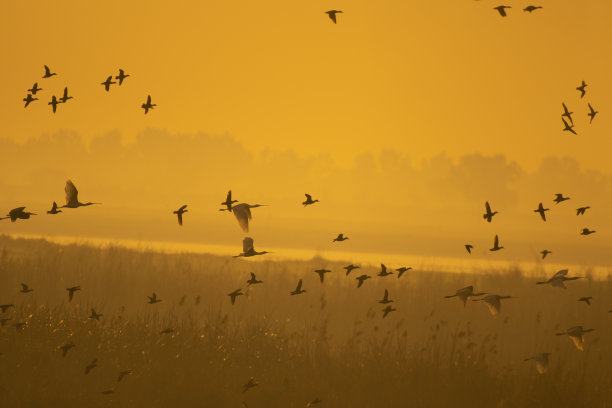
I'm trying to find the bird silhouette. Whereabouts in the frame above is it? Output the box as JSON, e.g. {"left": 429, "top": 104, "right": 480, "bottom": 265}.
{"left": 534, "top": 202, "right": 549, "bottom": 221}
{"left": 576, "top": 206, "right": 590, "bottom": 215}
{"left": 561, "top": 103, "right": 574, "bottom": 125}
{"left": 291, "top": 279, "right": 306, "bottom": 295}
{"left": 23, "top": 94, "right": 38, "bottom": 108}
{"left": 59, "top": 87, "right": 72, "bottom": 103}
{"left": 314, "top": 269, "right": 331, "bottom": 283}
{"left": 47, "top": 201, "right": 62, "bottom": 214}
{"left": 0, "top": 304, "right": 15, "bottom": 313}
{"left": 89, "top": 308, "right": 103, "bottom": 320}
{"left": 493, "top": 5, "right": 511, "bottom": 16}
{"left": 28, "top": 82, "right": 42, "bottom": 94}
{"left": 325, "top": 10, "right": 343, "bottom": 23}
{"left": 173, "top": 205, "right": 188, "bottom": 226}
{"left": 553, "top": 193, "right": 570, "bottom": 204}
{"left": 524, "top": 353, "right": 550, "bottom": 374}
{"left": 228, "top": 289, "right": 243, "bottom": 305}
{"left": 247, "top": 272, "right": 263, "bottom": 286}
{"left": 344, "top": 264, "right": 360, "bottom": 276}
{"left": 115, "top": 69, "right": 130, "bottom": 85}
{"left": 42, "top": 65, "right": 56, "bottom": 78}
{"left": 444, "top": 286, "right": 486, "bottom": 307}
{"left": 378, "top": 264, "right": 393, "bottom": 277}
{"left": 160, "top": 328, "right": 175, "bottom": 334}
{"left": 580, "top": 228, "right": 596, "bottom": 235}
{"left": 234, "top": 237, "right": 269, "bottom": 257}
{"left": 220, "top": 190, "right": 238, "bottom": 212}
{"left": 382, "top": 305, "right": 396, "bottom": 318}
{"left": 66, "top": 286, "right": 80, "bottom": 301}
{"left": 20, "top": 283, "right": 33, "bottom": 293}
{"left": 587, "top": 103, "right": 598, "bottom": 124}
{"left": 356, "top": 274, "right": 371, "bottom": 288}
{"left": 562, "top": 118, "right": 577, "bottom": 135}
{"left": 306, "top": 398, "right": 323, "bottom": 407}
{"left": 141, "top": 95, "right": 156, "bottom": 114}
{"left": 523, "top": 5, "right": 542, "bottom": 12}
{"left": 6, "top": 207, "right": 37, "bottom": 222}
{"left": 62, "top": 180, "right": 101, "bottom": 208}
{"left": 483, "top": 201, "right": 498, "bottom": 222}
{"left": 59, "top": 342, "right": 75, "bottom": 357}
{"left": 576, "top": 80, "right": 588, "bottom": 98}
{"left": 465, "top": 244, "right": 473, "bottom": 254}
{"left": 536, "top": 269, "right": 581, "bottom": 288}
{"left": 147, "top": 292, "right": 162, "bottom": 304}
{"left": 243, "top": 377, "right": 258, "bottom": 393}
{"left": 117, "top": 370, "right": 133, "bottom": 382}
{"left": 396, "top": 267, "right": 412, "bottom": 278}
{"left": 489, "top": 235, "right": 503, "bottom": 251}
{"left": 303, "top": 194, "right": 319, "bottom": 206}
{"left": 101, "top": 75, "right": 116, "bottom": 91}
{"left": 48, "top": 95, "right": 60, "bottom": 113}
{"left": 540, "top": 250, "right": 551, "bottom": 259}
{"left": 379, "top": 289, "right": 393, "bottom": 304}
{"left": 84, "top": 359, "right": 98, "bottom": 374}
{"left": 578, "top": 296, "right": 592, "bottom": 305}
{"left": 473, "top": 294, "right": 515, "bottom": 316}
{"left": 556, "top": 326, "right": 594, "bottom": 351}
{"left": 333, "top": 233, "right": 349, "bottom": 242}
{"left": 231, "top": 203, "right": 266, "bottom": 232}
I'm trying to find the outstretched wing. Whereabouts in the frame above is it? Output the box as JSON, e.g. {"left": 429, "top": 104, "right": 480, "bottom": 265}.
{"left": 484, "top": 296, "right": 501, "bottom": 316}
{"left": 65, "top": 180, "right": 79, "bottom": 207}
{"left": 494, "top": 235, "right": 499, "bottom": 247}
{"left": 296, "top": 279, "right": 303, "bottom": 291}
{"left": 243, "top": 237, "right": 254, "bottom": 253}
{"left": 305, "top": 193, "right": 312, "bottom": 200}
{"left": 147, "top": 95, "right": 152, "bottom": 105}
{"left": 233, "top": 205, "right": 250, "bottom": 232}
{"left": 485, "top": 201, "right": 491, "bottom": 214}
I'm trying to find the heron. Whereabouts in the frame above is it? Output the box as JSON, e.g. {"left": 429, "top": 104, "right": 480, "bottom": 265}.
{"left": 333, "top": 233, "right": 349, "bottom": 242}
{"left": 47, "top": 201, "right": 62, "bottom": 214}
{"left": 556, "top": 326, "right": 594, "bottom": 351}
{"left": 303, "top": 194, "right": 319, "bottom": 206}
{"left": 247, "top": 272, "right": 263, "bottom": 286}
{"left": 290, "top": 279, "right": 306, "bottom": 295}
{"left": 379, "top": 289, "right": 393, "bottom": 304}
{"left": 6, "top": 207, "right": 37, "bottom": 222}
{"left": 147, "top": 292, "right": 162, "bottom": 304}
{"left": 444, "top": 286, "right": 486, "bottom": 307}
{"left": 85, "top": 359, "right": 98, "bottom": 374}
{"left": 115, "top": 69, "right": 130, "bottom": 85}
{"left": 534, "top": 202, "right": 549, "bottom": 221}
{"left": 231, "top": 203, "right": 266, "bottom": 232}
{"left": 587, "top": 103, "right": 598, "bottom": 124}
{"left": 378, "top": 264, "right": 393, "bottom": 277}
{"left": 66, "top": 286, "right": 81, "bottom": 301}
{"left": 493, "top": 5, "right": 511, "bottom": 16}
{"left": 576, "top": 80, "right": 588, "bottom": 98}
{"left": 141, "top": 95, "right": 156, "bottom": 114}
{"left": 101, "top": 75, "right": 116, "bottom": 91}
{"left": 173, "top": 205, "right": 188, "bottom": 226}
{"left": 553, "top": 193, "right": 570, "bottom": 204}
{"left": 42, "top": 65, "right": 56, "bottom": 78}
{"left": 325, "top": 10, "right": 343, "bottom": 23}
{"left": 473, "top": 294, "right": 515, "bottom": 316}
{"left": 20, "top": 283, "right": 33, "bottom": 293}
{"left": 524, "top": 352, "right": 550, "bottom": 374}
{"left": 62, "top": 180, "right": 101, "bottom": 208}
{"left": 23, "top": 94, "right": 38, "bottom": 108}
{"left": 483, "top": 201, "right": 498, "bottom": 222}
{"left": 220, "top": 190, "right": 238, "bottom": 212}
{"left": 489, "top": 234, "right": 504, "bottom": 251}
{"left": 536, "top": 269, "right": 581, "bottom": 288}
{"left": 314, "top": 269, "right": 331, "bottom": 283}
{"left": 344, "top": 264, "right": 360, "bottom": 276}
{"left": 89, "top": 308, "right": 103, "bottom": 320}
{"left": 234, "top": 237, "right": 269, "bottom": 257}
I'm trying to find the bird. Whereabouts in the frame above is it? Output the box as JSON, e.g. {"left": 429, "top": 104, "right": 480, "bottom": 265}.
{"left": 493, "top": 6, "right": 511, "bottom": 16}
{"left": 231, "top": 203, "right": 266, "bottom": 233}
{"left": 66, "top": 286, "right": 80, "bottom": 301}
{"left": 234, "top": 237, "right": 269, "bottom": 257}
{"left": 59, "top": 342, "right": 75, "bottom": 357}
{"left": 553, "top": 193, "right": 570, "bottom": 204}
{"left": 325, "top": 10, "right": 343, "bottom": 23}
{"left": 382, "top": 305, "right": 396, "bottom": 318}
{"left": 141, "top": 95, "right": 156, "bottom": 114}
{"left": 378, "top": 264, "right": 393, "bottom": 277}
{"left": 160, "top": 328, "right": 175, "bottom": 334}
{"left": 0, "top": 304, "right": 15, "bottom": 313}
{"left": 536, "top": 269, "right": 581, "bottom": 288}
{"left": 147, "top": 293, "right": 162, "bottom": 304}
{"left": 523, "top": 5, "right": 542, "bottom": 12}
{"left": 59, "top": 87, "right": 72, "bottom": 103}
{"left": 307, "top": 398, "right": 323, "bottom": 407}
{"left": 20, "top": 283, "right": 33, "bottom": 293}
{"left": 247, "top": 272, "right": 263, "bottom": 286}
{"left": 580, "top": 228, "right": 596, "bottom": 235}
{"left": 578, "top": 296, "right": 592, "bottom": 305}
{"left": 42, "top": 65, "right": 56, "bottom": 78}
{"left": 243, "top": 377, "right": 258, "bottom": 393}
{"left": 562, "top": 103, "right": 574, "bottom": 125}
{"left": 483, "top": 201, "right": 498, "bottom": 222}
{"left": 540, "top": 250, "right": 552, "bottom": 259}
{"left": 48, "top": 95, "right": 60, "bottom": 113}
{"left": 220, "top": 190, "right": 238, "bottom": 212}
{"left": 489, "top": 235, "right": 503, "bottom": 251}
{"left": 524, "top": 353, "right": 550, "bottom": 374}
{"left": 84, "top": 359, "right": 98, "bottom": 374}
{"left": 356, "top": 274, "right": 371, "bottom": 288}
{"left": 117, "top": 370, "right": 133, "bottom": 382}
{"left": 101, "top": 75, "right": 116, "bottom": 91}
{"left": 89, "top": 308, "right": 103, "bottom": 320}
{"left": 576, "top": 80, "right": 588, "bottom": 98}
{"left": 344, "top": 264, "right": 360, "bottom": 276}
{"left": 556, "top": 326, "right": 595, "bottom": 351}
{"left": 303, "top": 194, "right": 319, "bottom": 206}
{"left": 5, "top": 207, "right": 37, "bottom": 222}
{"left": 28, "top": 82, "right": 42, "bottom": 94}
{"left": 473, "top": 294, "right": 515, "bottom": 316}
{"left": 576, "top": 206, "right": 590, "bottom": 215}
{"left": 587, "top": 103, "right": 598, "bottom": 124}
{"left": 333, "top": 233, "right": 349, "bottom": 242}
{"left": 62, "top": 180, "right": 101, "bottom": 208}
{"left": 444, "top": 286, "right": 486, "bottom": 307}
{"left": 396, "top": 267, "right": 412, "bottom": 278}
{"left": 314, "top": 269, "right": 331, "bottom": 283}
{"left": 562, "top": 118, "right": 577, "bottom": 135}
{"left": 115, "top": 69, "right": 130, "bottom": 85}
{"left": 173, "top": 205, "right": 188, "bottom": 226}
{"left": 534, "top": 202, "right": 549, "bottom": 221}
{"left": 47, "top": 201, "right": 62, "bottom": 214}
{"left": 291, "top": 279, "right": 306, "bottom": 295}
{"left": 23, "top": 94, "right": 38, "bottom": 108}
{"left": 228, "top": 289, "right": 243, "bottom": 305}
{"left": 379, "top": 289, "right": 393, "bottom": 304}
{"left": 465, "top": 244, "right": 473, "bottom": 254}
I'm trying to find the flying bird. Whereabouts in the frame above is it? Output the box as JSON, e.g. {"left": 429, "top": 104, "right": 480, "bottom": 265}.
{"left": 562, "top": 118, "right": 577, "bottom": 135}
{"left": 247, "top": 272, "right": 263, "bottom": 286}
{"left": 303, "top": 194, "right": 319, "bottom": 206}
{"left": 325, "top": 10, "right": 343, "bottom": 24}
{"left": 48, "top": 95, "right": 60, "bottom": 113}
{"left": 231, "top": 203, "right": 266, "bottom": 232}
{"left": 28, "top": 82, "right": 42, "bottom": 94}
{"left": 587, "top": 103, "right": 598, "bottom": 124}
{"left": 62, "top": 180, "right": 101, "bottom": 208}
{"left": 228, "top": 289, "right": 243, "bottom": 305}
{"left": 580, "top": 228, "right": 596, "bottom": 235}
{"left": 536, "top": 269, "right": 581, "bottom": 288}
{"left": 396, "top": 267, "right": 412, "bottom": 278}
{"left": 465, "top": 244, "right": 473, "bottom": 254}
{"left": 20, "top": 283, "right": 33, "bottom": 293}
{"left": 493, "top": 5, "right": 511, "bottom": 16}
{"left": 553, "top": 193, "right": 570, "bottom": 204}
{"left": 6, "top": 207, "right": 37, "bottom": 222}
{"left": 314, "top": 269, "right": 331, "bottom": 283}
{"left": 333, "top": 233, "right": 349, "bottom": 242}
{"left": 234, "top": 237, "right": 269, "bottom": 257}
{"left": 42, "top": 65, "right": 56, "bottom": 78}
{"left": 290, "top": 279, "right": 306, "bottom": 295}
{"left": 66, "top": 286, "right": 80, "bottom": 301}
{"left": 243, "top": 377, "right": 258, "bottom": 393}
{"left": 160, "top": 328, "right": 175, "bottom": 334}
{"left": 473, "top": 294, "right": 515, "bottom": 316}
{"left": 23, "top": 94, "right": 38, "bottom": 108}
{"left": 147, "top": 293, "right": 162, "bottom": 304}
{"left": 89, "top": 308, "right": 103, "bottom": 320}
{"left": 85, "top": 359, "right": 98, "bottom": 374}
{"left": 382, "top": 305, "right": 396, "bottom": 318}
{"left": 117, "top": 370, "right": 133, "bottom": 382}
{"left": 307, "top": 398, "right": 323, "bottom": 407}
{"left": 344, "top": 264, "right": 360, "bottom": 276}
{"left": 379, "top": 289, "right": 393, "bottom": 304}
{"left": 59, "top": 87, "right": 72, "bottom": 103}
{"left": 524, "top": 353, "right": 550, "bottom": 374}
{"left": 523, "top": 5, "right": 542, "bottom": 12}
{"left": 101, "top": 75, "right": 116, "bottom": 91}
{"left": 47, "top": 201, "right": 62, "bottom": 214}
{"left": 59, "top": 342, "right": 75, "bottom": 357}
{"left": 489, "top": 235, "right": 504, "bottom": 251}
{"left": 576, "top": 80, "right": 588, "bottom": 98}
{"left": 378, "top": 264, "right": 393, "bottom": 277}
{"left": 115, "top": 69, "right": 130, "bottom": 85}
{"left": 141, "top": 95, "right": 156, "bottom": 114}
{"left": 444, "top": 286, "right": 486, "bottom": 307}
{"left": 556, "top": 326, "right": 594, "bottom": 351}
{"left": 483, "top": 201, "right": 498, "bottom": 223}
{"left": 540, "top": 250, "right": 551, "bottom": 259}
{"left": 534, "top": 202, "right": 549, "bottom": 221}
{"left": 220, "top": 190, "right": 238, "bottom": 212}
{"left": 356, "top": 274, "right": 371, "bottom": 288}
{"left": 173, "top": 205, "right": 188, "bottom": 226}
{"left": 576, "top": 206, "right": 590, "bottom": 215}
{"left": 578, "top": 296, "right": 592, "bottom": 305}
{"left": 561, "top": 103, "right": 574, "bottom": 125}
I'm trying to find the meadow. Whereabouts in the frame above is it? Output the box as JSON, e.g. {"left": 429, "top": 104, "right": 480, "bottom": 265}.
{"left": 0, "top": 235, "right": 611, "bottom": 407}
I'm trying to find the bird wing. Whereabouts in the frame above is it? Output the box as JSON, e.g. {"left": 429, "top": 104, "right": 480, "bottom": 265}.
{"left": 553, "top": 269, "right": 569, "bottom": 278}
{"left": 179, "top": 204, "right": 187, "bottom": 211}
{"left": 226, "top": 190, "right": 232, "bottom": 202}
{"left": 250, "top": 272, "right": 256, "bottom": 280}
{"left": 177, "top": 212, "right": 183, "bottom": 226}
{"left": 65, "top": 180, "right": 79, "bottom": 206}
{"left": 21, "top": 283, "right": 28, "bottom": 291}
{"left": 484, "top": 296, "right": 501, "bottom": 316}
{"left": 147, "top": 95, "right": 152, "bottom": 104}
{"left": 44, "top": 65, "right": 50, "bottom": 74}
{"left": 305, "top": 193, "right": 312, "bottom": 200}
{"left": 384, "top": 289, "right": 388, "bottom": 299}
{"left": 569, "top": 334, "right": 584, "bottom": 351}
{"left": 494, "top": 235, "right": 499, "bottom": 247}
{"left": 243, "top": 237, "right": 254, "bottom": 253}
{"left": 233, "top": 205, "right": 250, "bottom": 232}
{"left": 328, "top": 12, "right": 337, "bottom": 23}
{"left": 485, "top": 201, "right": 491, "bottom": 213}
{"left": 549, "top": 277, "right": 566, "bottom": 288}
{"left": 296, "top": 279, "right": 303, "bottom": 291}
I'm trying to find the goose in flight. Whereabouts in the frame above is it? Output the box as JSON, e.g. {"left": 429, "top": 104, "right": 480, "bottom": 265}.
{"left": 523, "top": 5, "right": 542, "bottom": 12}
{"left": 534, "top": 202, "right": 549, "bottom": 221}
{"left": 101, "top": 75, "right": 116, "bottom": 91}
{"left": 28, "top": 82, "right": 42, "bottom": 94}
{"left": 577, "top": 296, "right": 592, "bottom": 305}
{"left": 489, "top": 235, "right": 503, "bottom": 251}
{"left": 62, "top": 180, "right": 101, "bottom": 208}
{"left": 553, "top": 193, "right": 570, "bottom": 204}
{"left": 59, "top": 87, "right": 72, "bottom": 103}
{"left": 396, "top": 267, "right": 412, "bottom": 278}
{"left": 173, "top": 205, "right": 188, "bottom": 226}
{"left": 556, "top": 326, "right": 594, "bottom": 351}
{"left": 562, "top": 118, "right": 577, "bottom": 135}
{"left": 356, "top": 274, "right": 371, "bottom": 288}
{"left": 344, "top": 264, "right": 360, "bottom": 276}
{"left": 117, "top": 370, "right": 133, "bottom": 382}
{"left": 20, "top": 283, "right": 33, "bottom": 293}
{"left": 89, "top": 308, "right": 103, "bottom": 320}
{"left": 524, "top": 353, "right": 550, "bottom": 374}
{"left": 540, "top": 250, "right": 551, "bottom": 259}
{"left": 23, "top": 94, "right": 38, "bottom": 108}
{"left": 247, "top": 272, "right": 263, "bottom": 286}
{"left": 325, "top": 10, "right": 343, "bottom": 24}
{"left": 378, "top": 264, "right": 393, "bottom": 277}
{"left": 379, "top": 289, "right": 393, "bottom": 304}
{"left": 243, "top": 377, "right": 258, "bottom": 393}
{"left": 47, "top": 201, "right": 62, "bottom": 214}
{"left": 483, "top": 201, "right": 498, "bottom": 223}
{"left": 160, "top": 328, "right": 174, "bottom": 335}
{"left": 59, "top": 342, "right": 75, "bottom": 357}
{"left": 231, "top": 203, "right": 266, "bottom": 232}
{"left": 473, "top": 294, "right": 515, "bottom": 316}
{"left": 115, "top": 69, "right": 130, "bottom": 85}
{"left": 587, "top": 103, "right": 598, "bottom": 124}
{"left": 445, "top": 286, "right": 486, "bottom": 307}
{"left": 493, "top": 5, "right": 511, "bottom": 16}
{"left": 536, "top": 269, "right": 581, "bottom": 288}
{"left": 465, "top": 244, "right": 473, "bottom": 254}
{"left": 333, "top": 233, "right": 349, "bottom": 242}
{"left": 141, "top": 95, "right": 156, "bottom": 114}
{"left": 303, "top": 194, "right": 319, "bottom": 206}
{"left": 234, "top": 237, "right": 269, "bottom": 257}
{"left": 290, "top": 279, "right": 306, "bottom": 295}
{"left": 147, "top": 292, "right": 162, "bottom": 304}
{"left": 580, "top": 228, "right": 596, "bottom": 235}
{"left": 561, "top": 103, "right": 573, "bottom": 125}
{"left": 6, "top": 207, "right": 37, "bottom": 222}
{"left": 228, "top": 289, "right": 243, "bottom": 305}
{"left": 85, "top": 359, "right": 98, "bottom": 374}
{"left": 576, "top": 206, "right": 590, "bottom": 215}
{"left": 66, "top": 286, "right": 81, "bottom": 301}
{"left": 48, "top": 95, "right": 60, "bottom": 113}
{"left": 220, "top": 190, "right": 238, "bottom": 212}
{"left": 382, "top": 305, "right": 396, "bottom": 318}
{"left": 42, "top": 65, "right": 56, "bottom": 78}
{"left": 314, "top": 269, "right": 331, "bottom": 283}
{"left": 576, "top": 80, "right": 588, "bottom": 98}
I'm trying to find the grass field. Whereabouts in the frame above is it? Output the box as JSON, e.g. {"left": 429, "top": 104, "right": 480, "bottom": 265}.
{"left": 0, "top": 235, "right": 611, "bottom": 407}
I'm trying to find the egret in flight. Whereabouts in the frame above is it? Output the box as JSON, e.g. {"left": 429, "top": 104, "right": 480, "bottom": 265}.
{"left": 5, "top": 207, "right": 37, "bottom": 222}
{"left": 524, "top": 353, "right": 550, "bottom": 374}
{"left": 231, "top": 203, "right": 266, "bottom": 232}
{"left": 536, "top": 269, "right": 581, "bottom": 288}
{"left": 556, "top": 326, "right": 594, "bottom": 351}
{"left": 444, "top": 286, "right": 486, "bottom": 307}
{"left": 234, "top": 237, "right": 269, "bottom": 257}
{"left": 62, "top": 180, "right": 101, "bottom": 208}
{"left": 473, "top": 294, "right": 515, "bottom": 316}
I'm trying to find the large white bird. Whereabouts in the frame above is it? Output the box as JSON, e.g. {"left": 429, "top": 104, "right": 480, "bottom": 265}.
{"left": 231, "top": 203, "right": 266, "bottom": 232}
{"left": 234, "top": 237, "right": 269, "bottom": 258}
{"left": 473, "top": 294, "right": 515, "bottom": 316}
{"left": 444, "top": 286, "right": 486, "bottom": 307}
{"left": 556, "top": 326, "right": 595, "bottom": 351}
{"left": 536, "top": 269, "right": 581, "bottom": 288}
{"left": 524, "top": 353, "right": 550, "bottom": 374}
{"left": 62, "top": 180, "right": 101, "bottom": 208}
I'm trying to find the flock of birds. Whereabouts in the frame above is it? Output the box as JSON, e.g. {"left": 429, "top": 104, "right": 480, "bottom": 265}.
{"left": 561, "top": 80, "right": 599, "bottom": 135}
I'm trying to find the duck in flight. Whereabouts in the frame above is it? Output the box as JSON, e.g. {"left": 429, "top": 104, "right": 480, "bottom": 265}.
{"left": 576, "top": 80, "right": 588, "bottom": 98}
{"left": 473, "top": 294, "right": 515, "bottom": 316}
{"left": 290, "top": 279, "right": 306, "bottom": 295}
{"left": 379, "top": 289, "right": 393, "bottom": 304}
{"left": 576, "top": 206, "right": 590, "bottom": 215}
{"left": 523, "top": 5, "right": 542, "bottom": 12}
{"left": 534, "top": 202, "right": 549, "bottom": 221}
{"left": 42, "top": 65, "right": 56, "bottom": 78}
{"left": 314, "top": 269, "right": 331, "bottom": 283}
{"left": 234, "top": 237, "right": 269, "bottom": 257}
{"left": 536, "top": 269, "right": 580, "bottom": 288}
{"left": 220, "top": 190, "right": 238, "bottom": 212}
{"left": 333, "top": 233, "right": 349, "bottom": 242}
{"left": 62, "top": 180, "right": 101, "bottom": 208}
{"left": 147, "top": 292, "right": 162, "bottom": 304}
{"left": 48, "top": 95, "right": 60, "bottom": 113}
{"left": 578, "top": 296, "right": 592, "bottom": 306}
{"left": 483, "top": 201, "right": 498, "bottom": 223}
{"left": 562, "top": 118, "right": 577, "bottom": 135}
{"left": 587, "top": 103, "right": 598, "bottom": 124}
{"left": 561, "top": 103, "right": 574, "bottom": 125}
{"left": 20, "top": 283, "right": 33, "bottom": 293}
{"left": 556, "top": 326, "right": 594, "bottom": 351}
{"left": 396, "top": 267, "right": 412, "bottom": 278}
{"left": 494, "top": 5, "right": 511, "bottom": 16}
{"left": 524, "top": 352, "right": 550, "bottom": 374}
{"left": 66, "top": 286, "right": 81, "bottom": 301}
{"left": 228, "top": 289, "right": 243, "bottom": 305}
{"left": 117, "top": 370, "right": 133, "bottom": 382}
{"left": 382, "top": 305, "right": 396, "bottom": 318}
{"left": 325, "top": 10, "right": 343, "bottom": 24}
{"left": 141, "top": 95, "right": 156, "bottom": 114}
{"left": 47, "top": 201, "right": 62, "bottom": 215}
{"left": 101, "top": 75, "right": 116, "bottom": 91}
{"left": 231, "top": 203, "right": 266, "bottom": 232}
{"left": 489, "top": 235, "right": 503, "bottom": 251}
{"left": 115, "top": 69, "right": 130, "bottom": 85}
{"left": 553, "top": 193, "right": 570, "bottom": 204}
{"left": 59, "top": 87, "right": 72, "bottom": 103}
{"left": 303, "top": 194, "right": 319, "bottom": 206}
{"left": 378, "top": 264, "right": 393, "bottom": 277}
{"left": 173, "top": 205, "right": 188, "bottom": 226}
{"left": 28, "top": 82, "right": 42, "bottom": 94}
{"left": 540, "top": 250, "right": 551, "bottom": 259}
{"left": 247, "top": 272, "right": 263, "bottom": 286}
{"left": 85, "top": 359, "right": 98, "bottom": 374}
{"left": 344, "top": 264, "right": 360, "bottom": 276}
{"left": 580, "top": 228, "right": 596, "bottom": 235}
{"left": 243, "top": 377, "right": 258, "bottom": 393}
{"left": 59, "top": 342, "right": 75, "bottom": 357}
{"left": 23, "top": 94, "right": 38, "bottom": 108}
{"left": 356, "top": 274, "right": 371, "bottom": 288}
{"left": 89, "top": 308, "right": 103, "bottom": 320}
{"left": 6, "top": 207, "right": 37, "bottom": 222}
{"left": 444, "top": 286, "right": 486, "bottom": 307}
{"left": 465, "top": 244, "right": 473, "bottom": 254}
